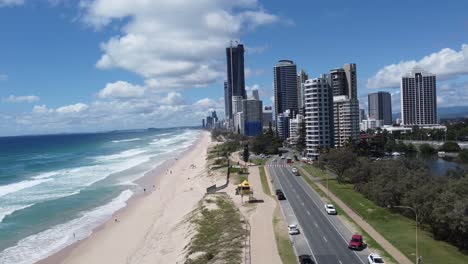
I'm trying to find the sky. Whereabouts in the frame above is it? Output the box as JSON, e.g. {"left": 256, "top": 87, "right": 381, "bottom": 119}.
{"left": 1, "top": 0, "right": 468, "bottom": 136}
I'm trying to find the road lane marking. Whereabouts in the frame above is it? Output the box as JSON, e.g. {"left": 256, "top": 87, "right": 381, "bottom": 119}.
{"left": 301, "top": 202, "right": 305, "bottom": 206}
{"left": 322, "top": 236, "right": 328, "bottom": 243}
{"left": 339, "top": 260, "right": 343, "bottom": 264}
{"left": 307, "top": 210, "right": 311, "bottom": 215}
{"left": 314, "top": 222, "right": 318, "bottom": 228}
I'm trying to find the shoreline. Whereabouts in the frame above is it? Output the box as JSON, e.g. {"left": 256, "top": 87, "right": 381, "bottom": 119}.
{"left": 36, "top": 130, "right": 209, "bottom": 264}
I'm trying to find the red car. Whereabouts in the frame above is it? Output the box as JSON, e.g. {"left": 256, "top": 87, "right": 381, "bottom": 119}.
{"left": 348, "top": 234, "right": 364, "bottom": 250}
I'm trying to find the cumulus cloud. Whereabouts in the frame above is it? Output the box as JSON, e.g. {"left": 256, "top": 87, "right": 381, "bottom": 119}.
{"left": 56, "top": 103, "right": 89, "bottom": 114}
{"left": 97, "top": 80, "right": 145, "bottom": 99}
{"left": 5, "top": 95, "right": 40, "bottom": 103}
{"left": 436, "top": 82, "right": 468, "bottom": 107}
{"left": 80, "top": 0, "right": 278, "bottom": 90}
{"left": 32, "top": 104, "right": 50, "bottom": 113}
{"left": 159, "top": 92, "right": 184, "bottom": 105}
{"left": 367, "top": 44, "right": 468, "bottom": 88}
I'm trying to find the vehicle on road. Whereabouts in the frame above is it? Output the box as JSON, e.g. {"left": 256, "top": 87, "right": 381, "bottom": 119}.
{"left": 288, "top": 224, "right": 300, "bottom": 235}
{"left": 286, "top": 157, "right": 292, "bottom": 163}
{"left": 348, "top": 234, "right": 364, "bottom": 250}
{"left": 298, "top": 254, "right": 314, "bottom": 264}
{"left": 324, "top": 204, "right": 337, "bottom": 215}
{"left": 291, "top": 167, "right": 299, "bottom": 175}
{"left": 367, "top": 253, "right": 384, "bottom": 264}
{"left": 276, "top": 190, "right": 286, "bottom": 200}
{"left": 281, "top": 156, "right": 285, "bottom": 159}
{"left": 272, "top": 159, "right": 277, "bottom": 162}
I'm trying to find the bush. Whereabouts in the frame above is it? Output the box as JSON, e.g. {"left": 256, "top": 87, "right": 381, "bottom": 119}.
{"left": 439, "top": 141, "right": 461, "bottom": 152}
{"left": 459, "top": 149, "right": 468, "bottom": 163}
{"left": 419, "top": 143, "right": 436, "bottom": 154}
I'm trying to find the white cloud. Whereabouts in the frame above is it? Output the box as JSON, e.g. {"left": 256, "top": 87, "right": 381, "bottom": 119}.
{"left": 5, "top": 95, "right": 40, "bottom": 103}
{"left": 97, "top": 80, "right": 145, "bottom": 99}
{"left": 159, "top": 92, "right": 184, "bottom": 105}
{"left": 81, "top": 0, "right": 278, "bottom": 90}
{"left": 0, "top": 73, "right": 7, "bottom": 81}
{"left": 32, "top": 104, "right": 50, "bottom": 114}
{"left": 436, "top": 82, "right": 468, "bottom": 107}
{"left": 56, "top": 103, "right": 89, "bottom": 114}
{"left": 0, "top": 0, "right": 24, "bottom": 7}
{"left": 368, "top": 44, "right": 468, "bottom": 88}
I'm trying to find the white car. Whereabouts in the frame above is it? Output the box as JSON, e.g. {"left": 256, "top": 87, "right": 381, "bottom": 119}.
{"left": 367, "top": 253, "right": 384, "bottom": 264}
{"left": 281, "top": 156, "right": 286, "bottom": 159}
{"left": 324, "top": 204, "right": 337, "bottom": 215}
{"left": 291, "top": 168, "right": 298, "bottom": 173}
{"left": 288, "top": 224, "right": 300, "bottom": 235}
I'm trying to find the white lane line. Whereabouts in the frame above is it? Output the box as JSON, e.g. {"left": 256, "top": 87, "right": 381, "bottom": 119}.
{"left": 301, "top": 202, "right": 305, "bottom": 206}
{"left": 295, "top": 175, "right": 366, "bottom": 264}
{"left": 314, "top": 222, "right": 318, "bottom": 228}
{"left": 307, "top": 210, "right": 311, "bottom": 215}
{"left": 272, "top": 164, "right": 320, "bottom": 264}
{"left": 322, "top": 236, "right": 328, "bottom": 243}
{"left": 339, "top": 260, "right": 343, "bottom": 264}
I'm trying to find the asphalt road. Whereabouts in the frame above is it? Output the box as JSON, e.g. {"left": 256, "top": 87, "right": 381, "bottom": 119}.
{"left": 268, "top": 157, "right": 369, "bottom": 264}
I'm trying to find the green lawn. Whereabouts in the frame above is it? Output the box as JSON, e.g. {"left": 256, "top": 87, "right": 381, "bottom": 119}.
{"left": 251, "top": 158, "right": 266, "bottom": 166}
{"left": 258, "top": 166, "right": 271, "bottom": 196}
{"left": 302, "top": 164, "right": 468, "bottom": 264}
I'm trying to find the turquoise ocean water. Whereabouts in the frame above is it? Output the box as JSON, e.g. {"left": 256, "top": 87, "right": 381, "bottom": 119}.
{"left": 0, "top": 128, "right": 201, "bottom": 264}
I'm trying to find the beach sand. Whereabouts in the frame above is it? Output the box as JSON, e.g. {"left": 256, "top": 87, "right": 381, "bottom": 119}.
{"left": 41, "top": 131, "right": 213, "bottom": 264}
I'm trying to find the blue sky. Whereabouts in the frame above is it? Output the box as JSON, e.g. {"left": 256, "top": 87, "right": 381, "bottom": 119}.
{"left": 1, "top": 0, "right": 468, "bottom": 136}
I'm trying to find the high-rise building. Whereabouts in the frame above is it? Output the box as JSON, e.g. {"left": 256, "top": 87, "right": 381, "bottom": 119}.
{"left": 232, "top": 96, "right": 243, "bottom": 116}
{"left": 401, "top": 67, "right": 437, "bottom": 125}
{"left": 330, "top": 63, "right": 360, "bottom": 146}
{"left": 368, "top": 92, "right": 392, "bottom": 125}
{"left": 223, "top": 80, "right": 231, "bottom": 119}
{"left": 359, "top": 109, "right": 366, "bottom": 123}
{"left": 289, "top": 114, "right": 304, "bottom": 145}
{"left": 333, "top": 95, "right": 360, "bottom": 147}
{"left": 202, "top": 119, "right": 205, "bottom": 128}
{"left": 262, "top": 106, "right": 273, "bottom": 129}
{"left": 330, "top": 63, "right": 357, "bottom": 99}
{"left": 252, "top": 89, "right": 260, "bottom": 100}
{"left": 297, "top": 69, "right": 309, "bottom": 115}
{"left": 242, "top": 98, "right": 263, "bottom": 136}
{"left": 225, "top": 43, "right": 246, "bottom": 119}
{"left": 304, "top": 76, "right": 334, "bottom": 159}
{"left": 360, "top": 119, "right": 384, "bottom": 131}
{"left": 274, "top": 60, "right": 298, "bottom": 122}
{"left": 277, "top": 110, "right": 291, "bottom": 140}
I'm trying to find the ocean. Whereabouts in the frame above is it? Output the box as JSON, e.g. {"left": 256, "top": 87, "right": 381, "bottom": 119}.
{"left": 0, "top": 128, "right": 201, "bottom": 264}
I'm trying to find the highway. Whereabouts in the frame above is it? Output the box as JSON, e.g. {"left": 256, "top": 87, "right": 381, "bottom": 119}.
{"left": 267, "top": 157, "right": 369, "bottom": 264}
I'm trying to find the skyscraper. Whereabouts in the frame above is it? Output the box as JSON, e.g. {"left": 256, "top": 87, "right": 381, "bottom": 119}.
{"left": 330, "top": 63, "right": 360, "bottom": 146}
{"left": 297, "top": 69, "right": 309, "bottom": 114}
{"left": 304, "top": 76, "right": 334, "bottom": 159}
{"left": 274, "top": 60, "right": 298, "bottom": 120}
{"left": 368, "top": 92, "right": 392, "bottom": 125}
{"left": 262, "top": 106, "right": 273, "bottom": 129}
{"left": 401, "top": 67, "right": 437, "bottom": 125}
{"left": 252, "top": 89, "right": 260, "bottom": 100}
{"left": 224, "top": 43, "right": 246, "bottom": 121}
{"left": 242, "top": 98, "right": 263, "bottom": 136}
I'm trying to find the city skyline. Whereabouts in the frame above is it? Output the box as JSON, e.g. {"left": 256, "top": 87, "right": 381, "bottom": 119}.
{"left": 1, "top": 1, "right": 468, "bottom": 136}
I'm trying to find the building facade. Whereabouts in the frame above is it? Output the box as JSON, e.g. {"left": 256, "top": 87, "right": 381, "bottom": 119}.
{"left": 274, "top": 60, "right": 298, "bottom": 121}
{"left": 242, "top": 98, "right": 263, "bottom": 137}
{"left": 368, "top": 91, "right": 392, "bottom": 125}
{"left": 297, "top": 69, "right": 309, "bottom": 115}
{"left": 304, "top": 76, "right": 334, "bottom": 159}
{"left": 333, "top": 95, "right": 360, "bottom": 147}
{"left": 223, "top": 80, "right": 231, "bottom": 119}
{"left": 262, "top": 106, "right": 273, "bottom": 129}
{"left": 401, "top": 67, "right": 437, "bottom": 125}
{"left": 277, "top": 111, "right": 291, "bottom": 140}
{"left": 360, "top": 119, "right": 384, "bottom": 131}
{"left": 225, "top": 43, "right": 246, "bottom": 119}
{"left": 289, "top": 114, "right": 304, "bottom": 145}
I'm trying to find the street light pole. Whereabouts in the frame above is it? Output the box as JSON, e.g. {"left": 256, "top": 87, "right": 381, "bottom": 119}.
{"left": 389, "top": 205, "right": 419, "bottom": 263}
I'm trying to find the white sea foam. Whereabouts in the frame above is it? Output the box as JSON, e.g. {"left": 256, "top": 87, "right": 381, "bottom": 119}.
{"left": 0, "top": 204, "right": 34, "bottom": 223}
{"left": 0, "top": 190, "right": 133, "bottom": 264}
{"left": 111, "top": 138, "right": 141, "bottom": 143}
{"left": 32, "top": 172, "right": 59, "bottom": 180}
{"left": 0, "top": 179, "right": 51, "bottom": 199}
{"left": 94, "top": 148, "right": 147, "bottom": 162}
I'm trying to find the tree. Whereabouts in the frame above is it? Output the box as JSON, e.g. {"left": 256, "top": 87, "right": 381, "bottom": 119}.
{"left": 320, "top": 148, "right": 357, "bottom": 183}
{"left": 459, "top": 149, "right": 468, "bottom": 163}
{"left": 419, "top": 143, "right": 436, "bottom": 154}
{"left": 242, "top": 144, "right": 249, "bottom": 163}
{"left": 440, "top": 141, "right": 461, "bottom": 152}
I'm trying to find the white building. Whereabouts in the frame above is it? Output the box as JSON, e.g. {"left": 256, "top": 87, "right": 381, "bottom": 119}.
{"left": 333, "top": 95, "right": 360, "bottom": 147}
{"left": 304, "top": 77, "right": 334, "bottom": 159}
{"left": 360, "top": 119, "right": 384, "bottom": 131}
{"left": 289, "top": 114, "right": 304, "bottom": 145}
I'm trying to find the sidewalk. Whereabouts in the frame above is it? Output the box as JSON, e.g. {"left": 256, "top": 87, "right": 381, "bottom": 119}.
{"left": 299, "top": 167, "right": 412, "bottom": 264}
{"left": 247, "top": 166, "right": 282, "bottom": 264}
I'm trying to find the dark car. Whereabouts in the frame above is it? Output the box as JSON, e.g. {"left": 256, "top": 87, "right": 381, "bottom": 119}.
{"left": 298, "top": 254, "right": 314, "bottom": 264}
{"left": 275, "top": 189, "right": 282, "bottom": 195}
{"left": 348, "top": 234, "right": 364, "bottom": 250}
{"left": 277, "top": 192, "right": 286, "bottom": 200}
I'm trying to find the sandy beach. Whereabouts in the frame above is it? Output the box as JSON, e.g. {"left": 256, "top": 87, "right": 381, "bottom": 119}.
{"left": 40, "top": 131, "right": 213, "bottom": 264}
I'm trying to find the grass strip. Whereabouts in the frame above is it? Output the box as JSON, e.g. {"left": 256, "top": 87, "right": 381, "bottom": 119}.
{"left": 272, "top": 206, "right": 296, "bottom": 264}
{"left": 185, "top": 194, "right": 246, "bottom": 264}
{"left": 301, "top": 164, "right": 468, "bottom": 264}
{"left": 258, "top": 166, "right": 271, "bottom": 196}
